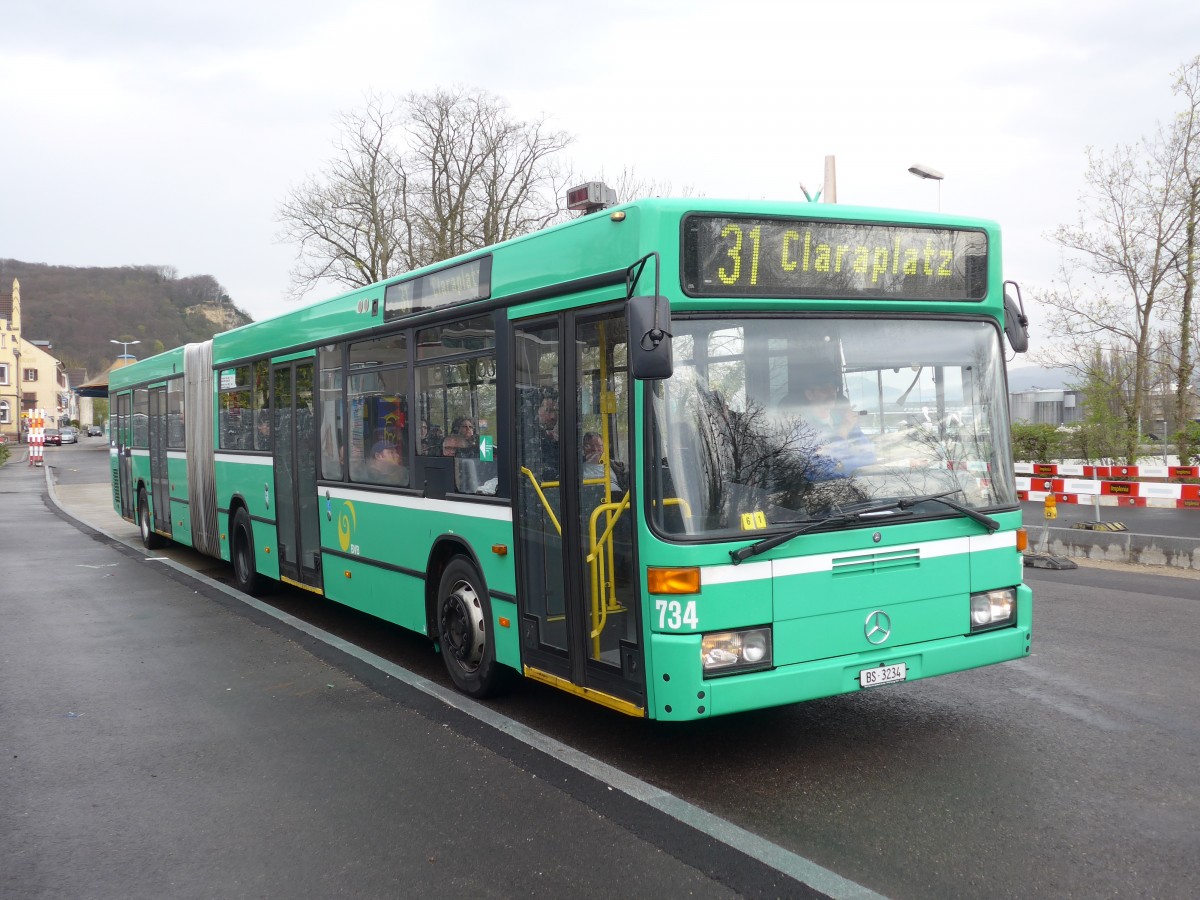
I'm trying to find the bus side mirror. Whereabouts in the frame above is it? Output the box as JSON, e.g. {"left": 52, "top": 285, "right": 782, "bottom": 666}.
{"left": 627, "top": 295, "right": 674, "bottom": 380}
{"left": 1003, "top": 288, "right": 1029, "bottom": 354}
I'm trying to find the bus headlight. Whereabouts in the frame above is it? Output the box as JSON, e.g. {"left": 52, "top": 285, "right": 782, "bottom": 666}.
{"left": 701, "top": 627, "right": 773, "bottom": 676}
{"left": 969, "top": 588, "right": 1017, "bottom": 633}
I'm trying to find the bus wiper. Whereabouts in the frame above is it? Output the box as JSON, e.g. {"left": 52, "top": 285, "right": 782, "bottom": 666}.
{"left": 728, "top": 491, "right": 999, "bottom": 565}
{"left": 893, "top": 490, "right": 999, "bottom": 533}
{"left": 730, "top": 505, "right": 910, "bottom": 565}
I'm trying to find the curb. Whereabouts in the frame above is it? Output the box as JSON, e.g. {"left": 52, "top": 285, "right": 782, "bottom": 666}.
{"left": 1028, "top": 524, "right": 1200, "bottom": 571}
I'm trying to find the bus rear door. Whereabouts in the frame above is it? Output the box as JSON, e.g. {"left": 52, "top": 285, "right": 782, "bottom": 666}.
{"left": 115, "top": 392, "right": 134, "bottom": 520}
{"left": 272, "top": 359, "right": 323, "bottom": 593}
{"left": 148, "top": 384, "right": 171, "bottom": 539}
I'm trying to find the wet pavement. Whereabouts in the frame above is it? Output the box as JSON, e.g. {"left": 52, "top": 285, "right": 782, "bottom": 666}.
{"left": 0, "top": 448, "right": 847, "bottom": 899}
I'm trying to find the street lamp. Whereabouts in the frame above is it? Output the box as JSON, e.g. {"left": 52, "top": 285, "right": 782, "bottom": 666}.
{"left": 110, "top": 339, "right": 141, "bottom": 362}
{"left": 908, "top": 163, "right": 944, "bottom": 211}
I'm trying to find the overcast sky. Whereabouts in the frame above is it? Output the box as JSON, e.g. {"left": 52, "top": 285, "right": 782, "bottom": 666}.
{"left": 3, "top": 0, "right": 1198, "bottom": 356}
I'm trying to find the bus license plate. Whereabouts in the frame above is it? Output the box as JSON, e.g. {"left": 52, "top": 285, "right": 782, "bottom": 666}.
{"left": 859, "top": 663, "right": 907, "bottom": 688}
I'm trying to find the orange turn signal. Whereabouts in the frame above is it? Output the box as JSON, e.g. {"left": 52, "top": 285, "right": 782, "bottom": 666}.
{"left": 1016, "top": 528, "right": 1028, "bottom": 552}
{"left": 647, "top": 566, "right": 700, "bottom": 595}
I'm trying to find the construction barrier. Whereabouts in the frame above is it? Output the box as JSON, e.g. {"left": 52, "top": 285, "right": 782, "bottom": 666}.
{"left": 27, "top": 409, "right": 44, "bottom": 467}
{"left": 1015, "top": 462, "right": 1200, "bottom": 510}
{"left": 1015, "top": 463, "right": 1199, "bottom": 479}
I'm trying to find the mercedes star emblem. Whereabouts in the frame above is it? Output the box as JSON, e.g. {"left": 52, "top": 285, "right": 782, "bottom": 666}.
{"left": 865, "top": 610, "right": 892, "bottom": 645}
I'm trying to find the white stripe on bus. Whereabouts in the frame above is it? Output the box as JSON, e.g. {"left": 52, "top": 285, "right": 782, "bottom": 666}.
{"left": 214, "top": 452, "right": 273, "bottom": 467}
{"left": 705, "top": 531, "right": 1016, "bottom": 585}
{"left": 324, "top": 485, "right": 514, "bottom": 523}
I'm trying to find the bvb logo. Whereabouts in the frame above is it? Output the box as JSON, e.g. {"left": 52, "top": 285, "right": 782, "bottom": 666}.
{"left": 337, "top": 501, "right": 357, "bottom": 552}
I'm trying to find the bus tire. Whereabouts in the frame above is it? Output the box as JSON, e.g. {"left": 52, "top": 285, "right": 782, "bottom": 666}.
{"left": 436, "top": 555, "right": 508, "bottom": 698}
{"left": 231, "top": 507, "right": 266, "bottom": 596}
{"left": 137, "top": 488, "right": 166, "bottom": 550}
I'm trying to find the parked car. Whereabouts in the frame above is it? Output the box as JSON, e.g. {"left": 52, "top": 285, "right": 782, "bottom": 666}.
{"left": 60, "top": 427, "right": 79, "bottom": 444}
{"left": 44, "top": 428, "right": 62, "bottom": 446}
{"left": 86, "top": 424, "right": 104, "bottom": 437}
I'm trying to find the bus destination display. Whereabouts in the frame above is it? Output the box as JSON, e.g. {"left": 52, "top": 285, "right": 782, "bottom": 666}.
{"left": 384, "top": 256, "right": 492, "bottom": 322}
{"left": 683, "top": 216, "right": 988, "bottom": 300}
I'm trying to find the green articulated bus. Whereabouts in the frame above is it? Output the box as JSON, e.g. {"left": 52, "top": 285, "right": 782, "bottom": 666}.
{"left": 110, "top": 192, "right": 1034, "bottom": 720}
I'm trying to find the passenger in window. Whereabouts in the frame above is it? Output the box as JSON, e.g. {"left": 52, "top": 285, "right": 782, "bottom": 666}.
{"left": 442, "top": 416, "right": 478, "bottom": 458}
{"left": 367, "top": 440, "right": 407, "bottom": 486}
{"left": 582, "top": 431, "right": 624, "bottom": 490}
{"left": 256, "top": 413, "right": 271, "bottom": 451}
{"left": 422, "top": 422, "right": 444, "bottom": 456}
{"left": 533, "top": 392, "right": 560, "bottom": 480}
{"left": 582, "top": 431, "right": 603, "bottom": 465}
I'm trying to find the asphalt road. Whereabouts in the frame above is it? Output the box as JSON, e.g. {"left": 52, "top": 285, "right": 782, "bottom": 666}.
{"left": 30, "top": 441, "right": 1200, "bottom": 898}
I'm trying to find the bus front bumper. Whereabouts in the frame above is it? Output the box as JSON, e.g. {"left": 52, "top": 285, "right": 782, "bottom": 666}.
{"left": 648, "top": 623, "right": 1032, "bottom": 720}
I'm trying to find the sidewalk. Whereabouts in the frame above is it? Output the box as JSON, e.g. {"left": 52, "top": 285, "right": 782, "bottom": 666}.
{"left": 1, "top": 460, "right": 774, "bottom": 899}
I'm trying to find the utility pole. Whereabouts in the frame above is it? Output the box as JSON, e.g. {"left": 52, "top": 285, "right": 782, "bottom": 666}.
{"left": 823, "top": 155, "right": 837, "bottom": 203}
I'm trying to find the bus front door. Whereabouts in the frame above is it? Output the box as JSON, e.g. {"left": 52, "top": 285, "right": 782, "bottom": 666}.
{"left": 513, "top": 309, "right": 644, "bottom": 713}
{"left": 148, "top": 385, "right": 171, "bottom": 538}
{"left": 272, "top": 360, "right": 323, "bottom": 593}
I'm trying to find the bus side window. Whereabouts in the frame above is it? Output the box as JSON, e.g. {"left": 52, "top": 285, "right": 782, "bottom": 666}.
{"left": 318, "top": 344, "right": 344, "bottom": 480}
{"left": 415, "top": 316, "right": 500, "bottom": 496}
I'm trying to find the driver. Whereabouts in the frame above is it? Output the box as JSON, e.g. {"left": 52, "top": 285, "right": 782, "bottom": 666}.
{"left": 783, "top": 373, "right": 875, "bottom": 478}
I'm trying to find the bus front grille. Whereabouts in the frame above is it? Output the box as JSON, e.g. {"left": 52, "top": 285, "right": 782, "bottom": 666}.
{"left": 831, "top": 547, "right": 920, "bottom": 577}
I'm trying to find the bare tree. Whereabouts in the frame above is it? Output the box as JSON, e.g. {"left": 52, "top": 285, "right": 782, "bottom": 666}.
{"left": 403, "top": 87, "right": 573, "bottom": 262}
{"left": 1035, "top": 119, "right": 1188, "bottom": 462}
{"left": 278, "top": 88, "right": 573, "bottom": 300}
{"left": 1166, "top": 57, "right": 1200, "bottom": 462}
{"left": 1035, "top": 56, "right": 1200, "bottom": 464}
{"left": 277, "top": 95, "right": 410, "bottom": 297}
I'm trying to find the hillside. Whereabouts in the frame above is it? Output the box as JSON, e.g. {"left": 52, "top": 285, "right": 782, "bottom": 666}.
{"left": 0, "top": 259, "right": 254, "bottom": 375}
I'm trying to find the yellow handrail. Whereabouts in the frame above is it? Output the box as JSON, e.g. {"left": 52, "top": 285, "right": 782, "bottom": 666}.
{"left": 586, "top": 492, "right": 630, "bottom": 657}
{"left": 519, "top": 465, "right": 561, "bottom": 535}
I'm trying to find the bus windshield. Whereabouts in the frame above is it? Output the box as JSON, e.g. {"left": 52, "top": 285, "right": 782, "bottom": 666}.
{"left": 647, "top": 316, "right": 1016, "bottom": 540}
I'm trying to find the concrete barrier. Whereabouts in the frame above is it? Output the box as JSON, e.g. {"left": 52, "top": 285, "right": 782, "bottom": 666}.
{"left": 1029, "top": 525, "right": 1200, "bottom": 571}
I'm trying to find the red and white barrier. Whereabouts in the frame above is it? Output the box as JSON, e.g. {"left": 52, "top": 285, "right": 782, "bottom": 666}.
{"left": 27, "top": 408, "right": 45, "bottom": 467}
{"left": 1015, "top": 462, "right": 1199, "bottom": 480}
{"left": 1016, "top": 462, "right": 1200, "bottom": 509}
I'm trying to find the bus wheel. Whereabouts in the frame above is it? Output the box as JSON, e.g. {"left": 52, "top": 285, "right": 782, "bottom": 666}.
{"left": 137, "top": 488, "right": 165, "bottom": 549}
{"left": 231, "top": 507, "right": 266, "bottom": 596}
{"left": 436, "top": 556, "right": 508, "bottom": 698}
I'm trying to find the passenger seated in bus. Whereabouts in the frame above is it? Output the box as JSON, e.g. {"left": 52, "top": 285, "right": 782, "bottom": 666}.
{"left": 255, "top": 412, "right": 271, "bottom": 451}
{"left": 782, "top": 375, "right": 875, "bottom": 478}
{"left": 365, "top": 440, "right": 406, "bottom": 486}
{"left": 442, "top": 416, "right": 478, "bottom": 458}
{"left": 421, "top": 423, "right": 444, "bottom": 456}
{"left": 582, "top": 431, "right": 622, "bottom": 490}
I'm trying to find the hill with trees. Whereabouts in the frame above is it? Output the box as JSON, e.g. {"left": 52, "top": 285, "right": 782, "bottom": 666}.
{"left": 0, "top": 259, "right": 253, "bottom": 375}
